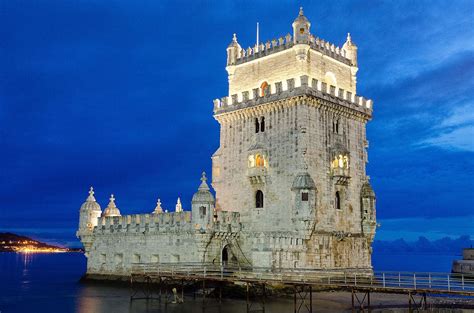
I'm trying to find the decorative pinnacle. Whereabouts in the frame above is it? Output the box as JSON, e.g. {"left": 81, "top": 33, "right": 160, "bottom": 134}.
{"left": 232, "top": 33, "right": 237, "bottom": 42}
{"left": 346, "top": 33, "right": 352, "bottom": 43}
{"left": 86, "top": 186, "right": 96, "bottom": 201}
{"left": 109, "top": 194, "right": 115, "bottom": 203}
{"left": 299, "top": 7, "right": 304, "bottom": 16}
{"left": 157, "top": 198, "right": 161, "bottom": 206}
{"left": 201, "top": 171, "right": 207, "bottom": 183}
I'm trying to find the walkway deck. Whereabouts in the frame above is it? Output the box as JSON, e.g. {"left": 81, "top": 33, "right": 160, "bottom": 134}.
{"left": 130, "top": 263, "right": 474, "bottom": 312}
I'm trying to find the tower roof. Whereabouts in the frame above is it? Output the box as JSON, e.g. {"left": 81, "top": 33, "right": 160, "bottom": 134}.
{"left": 192, "top": 172, "right": 215, "bottom": 203}
{"left": 293, "top": 7, "right": 310, "bottom": 26}
{"left": 291, "top": 172, "right": 316, "bottom": 190}
{"left": 102, "top": 194, "right": 121, "bottom": 217}
{"left": 80, "top": 187, "right": 101, "bottom": 212}
{"left": 227, "top": 33, "right": 241, "bottom": 48}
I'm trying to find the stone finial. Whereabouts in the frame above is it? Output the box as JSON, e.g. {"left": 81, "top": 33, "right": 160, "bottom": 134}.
{"left": 232, "top": 33, "right": 237, "bottom": 43}
{"left": 299, "top": 6, "right": 304, "bottom": 16}
{"left": 175, "top": 197, "right": 183, "bottom": 212}
{"left": 87, "top": 186, "right": 96, "bottom": 201}
{"left": 199, "top": 171, "right": 210, "bottom": 191}
{"left": 153, "top": 198, "right": 163, "bottom": 214}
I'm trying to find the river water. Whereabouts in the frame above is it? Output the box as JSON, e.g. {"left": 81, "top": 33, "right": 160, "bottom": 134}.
{"left": 0, "top": 252, "right": 460, "bottom": 313}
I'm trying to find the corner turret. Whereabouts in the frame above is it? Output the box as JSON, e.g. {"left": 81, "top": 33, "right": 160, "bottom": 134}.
{"left": 191, "top": 172, "right": 215, "bottom": 231}
{"left": 77, "top": 187, "right": 102, "bottom": 256}
{"left": 292, "top": 7, "right": 311, "bottom": 44}
{"left": 361, "top": 180, "right": 377, "bottom": 244}
{"left": 342, "top": 33, "right": 358, "bottom": 66}
{"left": 226, "top": 33, "right": 242, "bottom": 66}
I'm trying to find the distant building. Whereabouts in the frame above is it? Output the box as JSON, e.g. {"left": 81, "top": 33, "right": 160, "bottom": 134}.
{"left": 77, "top": 8, "right": 377, "bottom": 277}
{"left": 452, "top": 248, "right": 474, "bottom": 275}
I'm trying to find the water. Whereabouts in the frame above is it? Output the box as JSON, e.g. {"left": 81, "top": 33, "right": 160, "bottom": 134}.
{"left": 0, "top": 252, "right": 460, "bottom": 313}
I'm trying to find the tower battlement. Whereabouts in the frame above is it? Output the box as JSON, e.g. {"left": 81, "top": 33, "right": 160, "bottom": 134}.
{"left": 226, "top": 8, "right": 360, "bottom": 99}
{"left": 231, "top": 34, "right": 351, "bottom": 67}
{"left": 214, "top": 75, "right": 372, "bottom": 116}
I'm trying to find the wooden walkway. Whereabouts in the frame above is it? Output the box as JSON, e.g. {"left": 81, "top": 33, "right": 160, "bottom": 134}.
{"left": 129, "top": 263, "right": 474, "bottom": 312}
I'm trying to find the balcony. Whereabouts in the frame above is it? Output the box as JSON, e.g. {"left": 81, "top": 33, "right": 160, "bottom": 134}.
{"left": 247, "top": 166, "right": 267, "bottom": 184}
{"left": 331, "top": 167, "right": 350, "bottom": 185}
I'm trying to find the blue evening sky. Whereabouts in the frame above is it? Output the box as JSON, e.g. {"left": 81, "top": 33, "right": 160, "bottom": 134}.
{"left": 0, "top": 1, "right": 473, "bottom": 246}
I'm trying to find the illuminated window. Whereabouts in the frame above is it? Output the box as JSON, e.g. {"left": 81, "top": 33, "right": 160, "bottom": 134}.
{"left": 335, "top": 192, "right": 341, "bottom": 210}
{"left": 248, "top": 155, "right": 255, "bottom": 167}
{"left": 301, "top": 192, "right": 309, "bottom": 201}
{"left": 256, "top": 190, "right": 264, "bottom": 208}
{"left": 331, "top": 154, "right": 349, "bottom": 169}
{"left": 260, "top": 81, "right": 269, "bottom": 96}
{"left": 300, "top": 28, "right": 305, "bottom": 34}
{"left": 255, "top": 154, "right": 265, "bottom": 167}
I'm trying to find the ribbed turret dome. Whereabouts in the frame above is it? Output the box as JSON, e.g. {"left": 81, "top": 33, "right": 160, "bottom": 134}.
{"left": 291, "top": 172, "right": 316, "bottom": 190}
{"left": 192, "top": 172, "right": 215, "bottom": 203}
{"left": 102, "top": 194, "right": 121, "bottom": 217}
{"left": 361, "top": 182, "right": 375, "bottom": 198}
{"left": 227, "top": 33, "right": 241, "bottom": 48}
{"left": 293, "top": 7, "right": 310, "bottom": 26}
{"left": 80, "top": 187, "right": 101, "bottom": 212}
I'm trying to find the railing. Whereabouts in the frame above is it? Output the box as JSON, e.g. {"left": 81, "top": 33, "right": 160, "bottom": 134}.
{"left": 130, "top": 262, "right": 474, "bottom": 295}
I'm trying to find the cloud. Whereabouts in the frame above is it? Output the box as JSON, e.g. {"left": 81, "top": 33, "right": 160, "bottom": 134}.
{"left": 420, "top": 125, "right": 474, "bottom": 152}
{"left": 417, "top": 103, "right": 474, "bottom": 152}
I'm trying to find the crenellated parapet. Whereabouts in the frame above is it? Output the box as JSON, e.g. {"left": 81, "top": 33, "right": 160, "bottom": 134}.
{"left": 213, "top": 210, "right": 241, "bottom": 233}
{"left": 213, "top": 75, "right": 373, "bottom": 117}
{"left": 94, "top": 211, "right": 193, "bottom": 235}
{"left": 231, "top": 34, "right": 351, "bottom": 67}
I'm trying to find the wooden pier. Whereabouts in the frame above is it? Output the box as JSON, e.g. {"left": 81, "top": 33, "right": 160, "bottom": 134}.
{"left": 129, "top": 263, "right": 474, "bottom": 312}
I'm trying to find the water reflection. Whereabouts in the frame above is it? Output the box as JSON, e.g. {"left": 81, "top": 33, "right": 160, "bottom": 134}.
{"left": 0, "top": 252, "right": 463, "bottom": 313}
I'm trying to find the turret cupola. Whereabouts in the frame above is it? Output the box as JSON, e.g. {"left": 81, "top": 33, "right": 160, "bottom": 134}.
{"left": 191, "top": 172, "right": 215, "bottom": 231}
{"left": 292, "top": 7, "right": 311, "bottom": 44}
{"left": 102, "top": 194, "right": 121, "bottom": 217}
{"left": 77, "top": 187, "right": 102, "bottom": 238}
{"left": 226, "top": 33, "right": 242, "bottom": 66}
{"left": 80, "top": 187, "right": 102, "bottom": 213}
{"left": 342, "top": 33, "right": 358, "bottom": 66}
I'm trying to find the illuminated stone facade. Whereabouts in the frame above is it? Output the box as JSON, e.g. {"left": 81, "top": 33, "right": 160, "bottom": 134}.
{"left": 77, "top": 8, "right": 377, "bottom": 277}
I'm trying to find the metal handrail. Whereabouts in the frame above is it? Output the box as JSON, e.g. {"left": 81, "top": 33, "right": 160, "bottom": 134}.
{"left": 129, "top": 262, "right": 474, "bottom": 294}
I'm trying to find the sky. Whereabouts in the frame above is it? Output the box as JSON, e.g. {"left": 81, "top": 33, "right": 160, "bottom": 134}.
{"left": 0, "top": 0, "right": 473, "bottom": 246}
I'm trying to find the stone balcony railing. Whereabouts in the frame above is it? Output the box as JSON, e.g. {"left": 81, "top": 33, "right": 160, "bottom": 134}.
{"left": 247, "top": 167, "right": 267, "bottom": 184}
{"left": 214, "top": 75, "right": 373, "bottom": 117}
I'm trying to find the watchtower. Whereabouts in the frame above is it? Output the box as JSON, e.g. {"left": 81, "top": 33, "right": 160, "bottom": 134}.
{"left": 212, "top": 8, "right": 376, "bottom": 269}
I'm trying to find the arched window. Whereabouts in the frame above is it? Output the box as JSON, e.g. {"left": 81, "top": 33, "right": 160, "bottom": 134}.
{"left": 260, "top": 117, "right": 265, "bottom": 132}
{"left": 255, "top": 118, "right": 260, "bottom": 133}
{"left": 256, "top": 190, "right": 264, "bottom": 208}
{"left": 248, "top": 155, "right": 255, "bottom": 167}
{"left": 335, "top": 191, "right": 341, "bottom": 210}
{"left": 255, "top": 154, "right": 265, "bottom": 167}
{"left": 260, "top": 81, "right": 269, "bottom": 96}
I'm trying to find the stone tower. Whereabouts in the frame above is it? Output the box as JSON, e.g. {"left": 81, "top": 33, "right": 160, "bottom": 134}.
{"left": 76, "top": 187, "right": 102, "bottom": 256}
{"left": 212, "top": 8, "right": 376, "bottom": 269}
